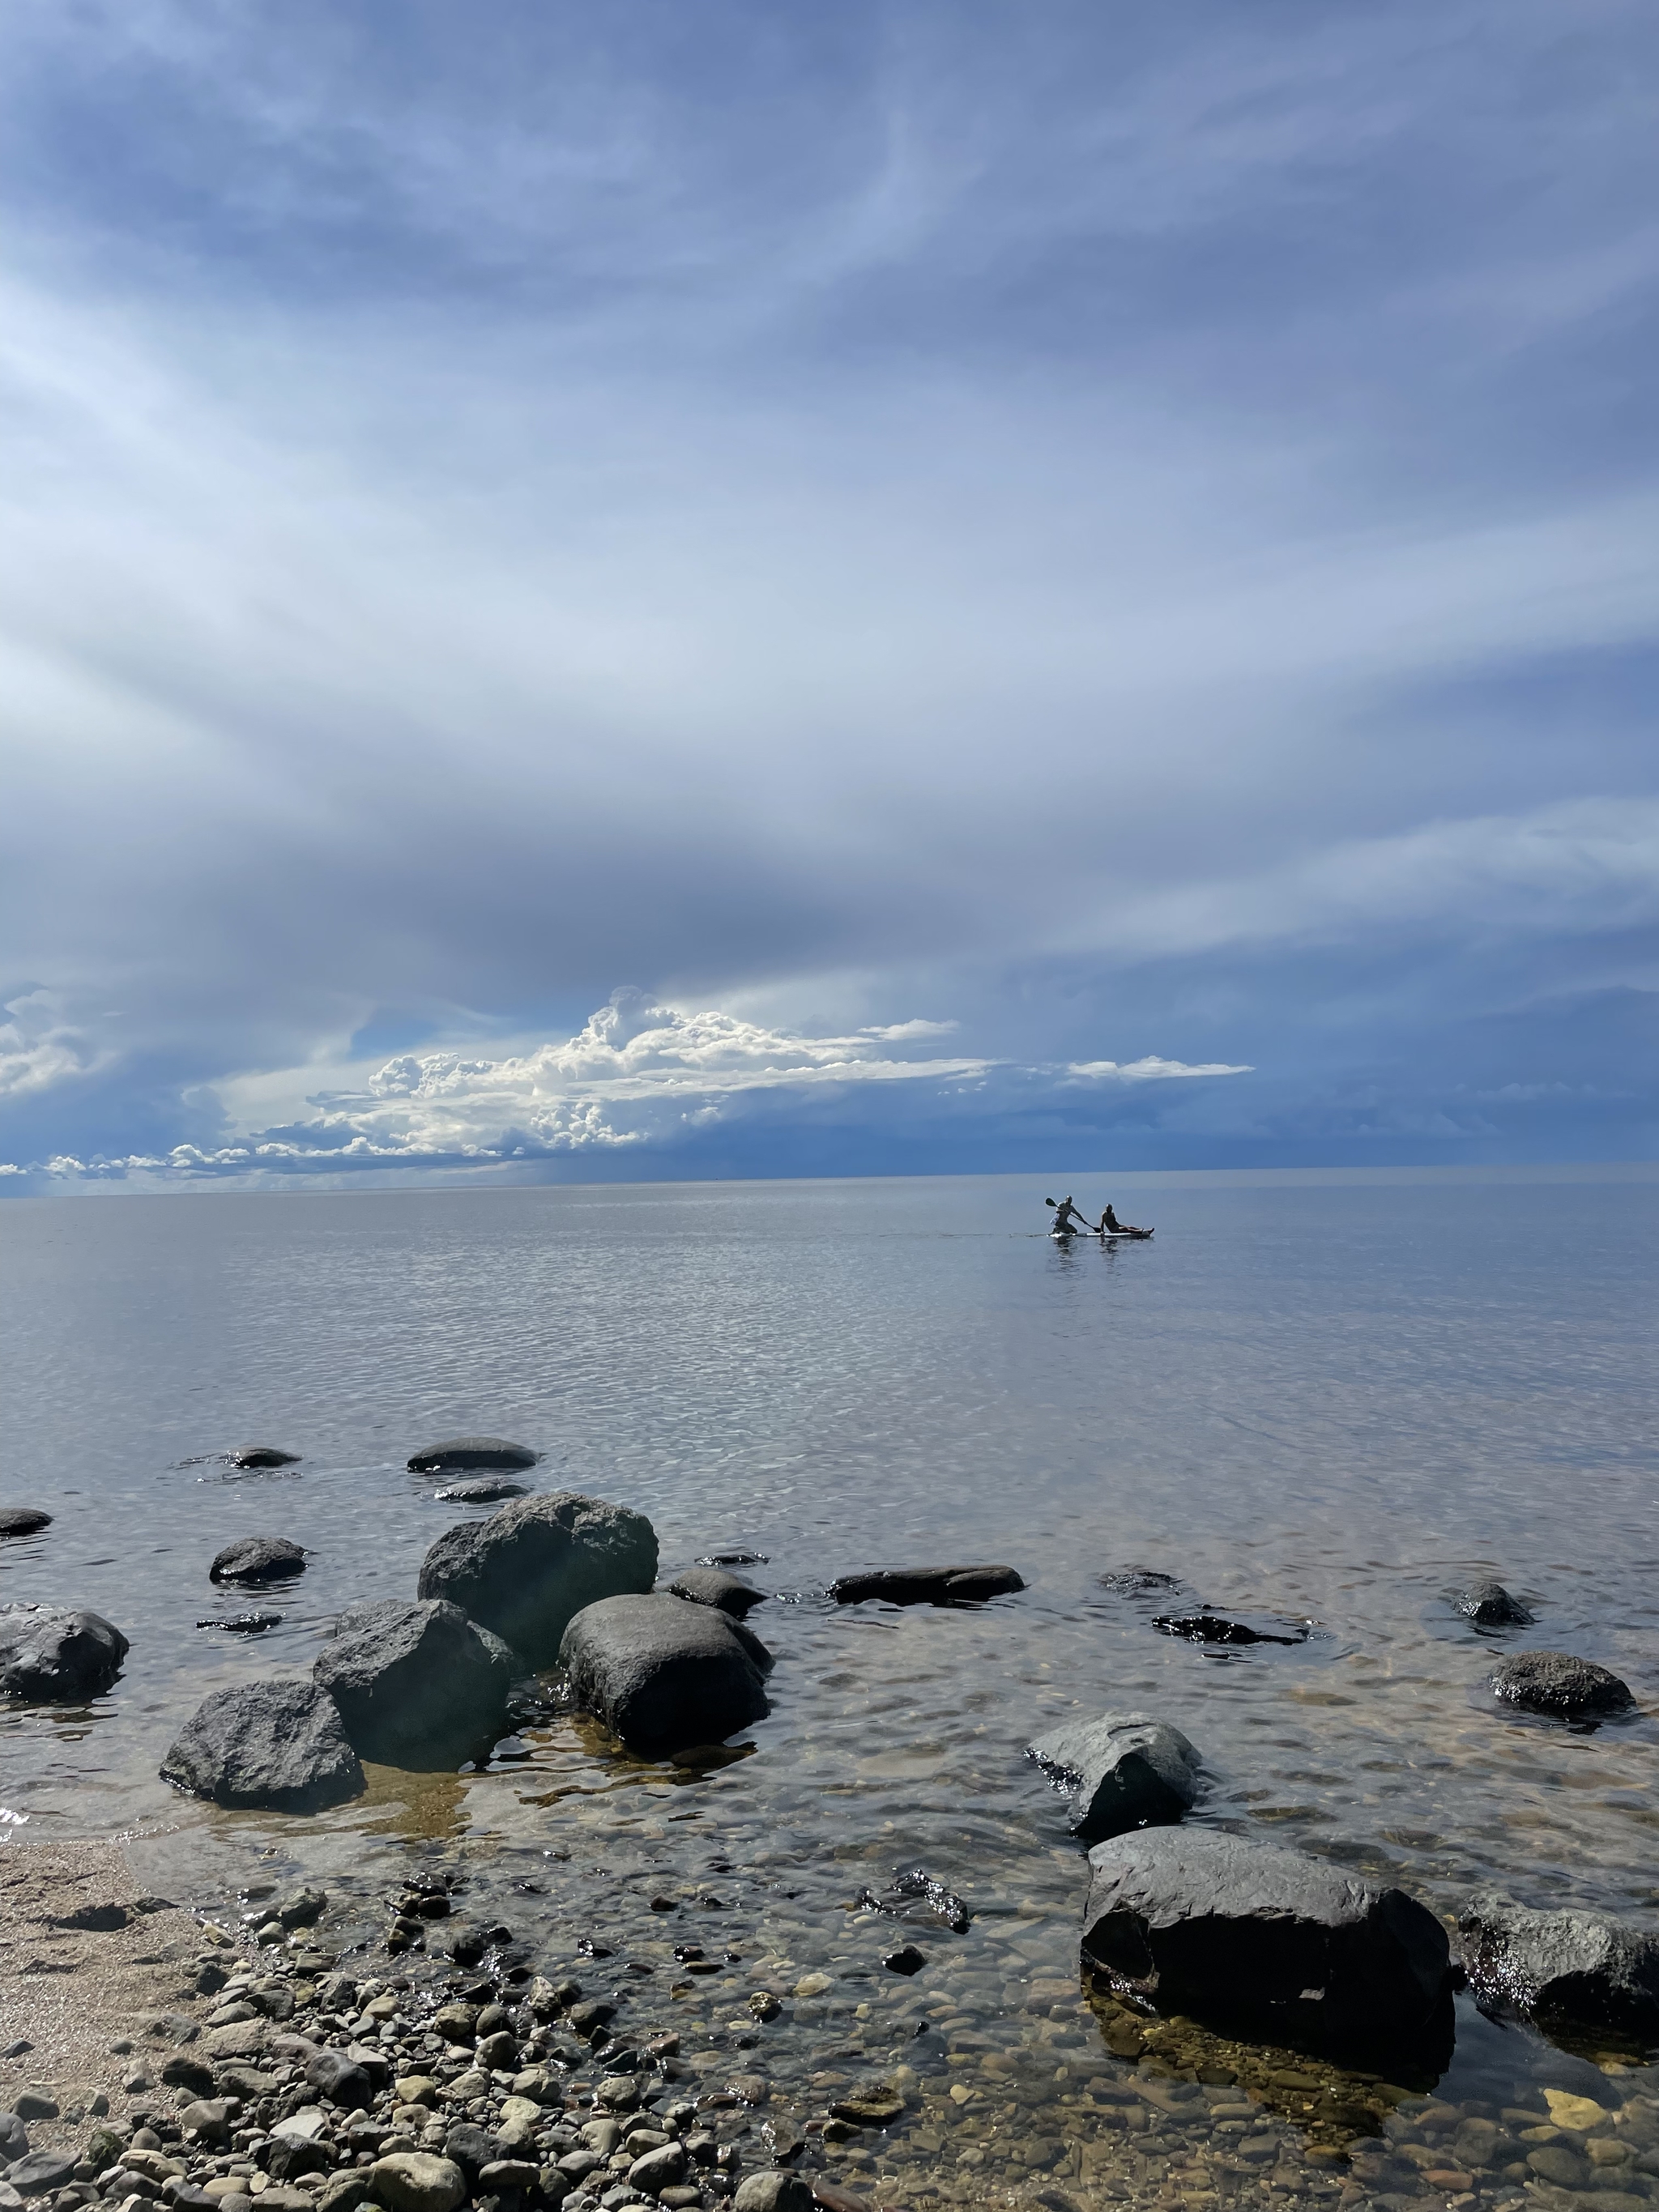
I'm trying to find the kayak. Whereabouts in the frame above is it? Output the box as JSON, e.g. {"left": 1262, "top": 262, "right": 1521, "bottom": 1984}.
{"left": 1051, "top": 1225, "right": 1154, "bottom": 1240}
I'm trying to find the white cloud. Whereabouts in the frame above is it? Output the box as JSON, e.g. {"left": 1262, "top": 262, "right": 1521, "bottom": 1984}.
{"left": 0, "top": 991, "right": 111, "bottom": 1099}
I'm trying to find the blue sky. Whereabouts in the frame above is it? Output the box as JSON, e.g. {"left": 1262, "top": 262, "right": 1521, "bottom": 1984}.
{"left": 2, "top": 0, "right": 1656, "bottom": 1190}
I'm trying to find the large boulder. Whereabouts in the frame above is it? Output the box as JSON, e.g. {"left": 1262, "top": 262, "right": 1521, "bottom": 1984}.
{"left": 1026, "top": 1711, "right": 1201, "bottom": 1840}
{"left": 1488, "top": 1650, "right": 1634, "bottom": 1718}
{"left": 314, "top": 1600, "right": 512, "bottom": 1761}
{"left": 417, "top": 1492, "right": 657, "bottom": 1668}
{"left": 1456, "top": 1579, "right": 1533, "bottom": 1628}
{"left": 0, "top": 1605, "right": 127, "bottom": 1698}
{"left": 1081, "top": 1828, "right": 1454, "bottom": 2054}
{"left": 830, "top": 1565, "right": 1024, "bottom": 1605}
{"left": 433, "top": 1477, "right": 528, "bottom": 1504}
{"left": 666, "top": 1566, "right": 766, "bottom": 1618}
{"left": 160, "top": 1679, "right": 365, "bottom": 1811}
{"left": 1457, "top": 1894, "right": 1659, "bottom": 2035}
{"left": 407, "top": 1438, "right": 536, "bottom": 1473}
{"left": 0, "top": 1509, "right": 52, "bottom": 1539}
{"left": 211, "top": 1536, "right": 308, "bottom": 1583}
{"left": 560, "top": 1593, "right": 770, "bottom": 1755}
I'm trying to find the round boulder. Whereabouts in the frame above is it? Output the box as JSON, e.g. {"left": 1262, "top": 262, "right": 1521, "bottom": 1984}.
{"left": 560, "top": 1592, "right": 771, "bottom": 1755}
{"left": 369, "top": 2152, "right": 467, "bottom": 2212}
{"left": 313, "top": 1599, "right": 512, "bottom": 1761}
{"left": 432, "top": 1477, "right": 528, "bottom": 1504}
{"left": 1488, "top": 1650, "right": 1634, "bottom": 1718}
{"left": 1458, "top": 1892, "right": 1659, "bottom": 2035}
{"left": 160, "top": 1678, "right": 365, "bottom": 1811}
{"left": 1456, "top": 1579, "right": 1533, "bottom": 1628}
{"left": 210, "top": 1536, "right": 308, "bottom": 1584}
{"left": 1026, "top": 1711, "right": 1202, "bottom": 1840}
{"left": 417, "top": 1491, "right": 657, "bottom": 1668}
{"left": 0, "top": 1509, "right": 52, "bottom": 1539}
{"left": 666, "top": 1566, "right": 767, "bottom": 1617}
{"left": 0, "top": 1605, "right": 128, "bottom": 1698}
{"left": 407, "top": 1438, "right": 536, "bottom": 1473}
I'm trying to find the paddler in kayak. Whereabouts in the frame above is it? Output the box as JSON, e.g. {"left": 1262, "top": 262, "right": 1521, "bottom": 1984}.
{"left": 1047, "top": 1195, "right": 1090, "bottom": 1236}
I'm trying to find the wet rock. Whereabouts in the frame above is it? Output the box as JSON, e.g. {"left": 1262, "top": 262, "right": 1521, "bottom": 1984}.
{"left": 1488, "top": 1650, "right": 1635, "bottom": 1718}
{"left": 196, "top": 1612, "right": 283, "bottom": 1634}
{"left": 418, "top": 1491, "right": 658, "bottom": 1668}
{"left": 432, "top": 1477, "right": 529, "bottom": 1504}
{"left": 697, "top": 1550, "right": 768, "bottom": 1567}
{"left": 314, "top": 1599, "right": 511, "bottom": 1760}
{"left": 0, "top": 1511, "right": 52, "bottom": 1540}
{"left": 856, "top": 1866, "right": 971, "bottom": 1933}
{"left": 1456, "top": 1579, "right": 1533, "bottom": 1627}
{"left": 561, "top": 1592, "right": 771, "bottom": 1754}
{"left": 829, "top": 1565, "right": 1024, "bottom": 1605}
{"left": 0, "top": 1604, "right": 128, "bottom": 1698}
{"left": 830, "top": 2089, "right": 903, "bottom": 2127}
{"left": 1080, "top": 1827, "right": 1454, "bottom": 2054}
{"left": 1026, "top": 1711, "right": 1202, "bottom": 1841}
{"left": 881, "top": 1945, "right": 926, "bottom": 1976}
{"left": 229, "top": 1447, "right": 300, "bottom": 1469}
{"left": 731, "top": 2176, "right": 813, "bottom": 2212}
{"left": 1099, "top": 1567, "right": 1181, "bottom": 1597}
{"left": 277, "top": 1884, "right": 327, "bottom": 1927}
{"left": 1153, "top": 1609, "right": 1310, "bottom": 1647}
{"left": 667, "top": 1568, "right": 767, "bottom": 1618}
{"left": 1457, "top": 1893, "right": 1659, "bottom": 2034}
{"left": 407, "top": 1438, "right": 537, "bottom": 1473}
{"left": 160, "top": 1677, "right": 365, "bottom": 1810}
{"left": 209, "top": 1536, "right": 308, "bottom": 1583}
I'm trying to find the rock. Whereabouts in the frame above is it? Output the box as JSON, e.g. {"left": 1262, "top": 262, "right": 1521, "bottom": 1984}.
{"left": 1153, "top": 1609, "right": 1310, "bottom": 1647}
{"left": 432, "top": 1477, "right": 529, "bottom": 1504}
{"left": 0, "top": 2116, "right": 26, "bottom": 2166}
{"left": 369, "top": 2155, "right": 467, "bottom": 2212}
{"left": 440, "top": 2128, "right": 501, "bottom": 2183}
{"left": 229, "top": 1447, "right": 300, "bottom": 1469}
{"left": 1026, "top": 1711, "right": 1202, "bottom": 1840}
{"left": 830, "top": 2089, "right": 903, "bottom": 2127}
{"left": 160, "top": 2056, "right": 216, "bottom": 2095}
{"left": 1456, "top": 1579, "right": 1533, "bottom": 1627}
{"left": 629, "top": 2145, "right": 687, "bottom": 2193}
{"left": 1457, "top": 1893, "right": 1659, "bottom": 2034}
{"left": 318, "top": 2178, "right": 373, "bottom": 2212}
{"left": 313, "top": 1600, "right": 511, "bottom": 1760}
{"left": 196, "top": 1613, "right": 283, "bottom": 1634}
{"left": 731, "top": 2176, "right": 814, "bottom": 2212}
{"left": 209, "top": 1536, "right": 307, "bottom": 1583}
{"left": 1080, "top": 1827, "right": 1454, "bottom": 2053}
{"left": 560, "top": 1592, "right": 771, "bottom": 1754}
{"left": 667, "top": 1567, "right": 767, "bottom": 1617}
{"left": 855, "top": 1866, "right": 971, "bottom": 1933}
{"left": 160, "top": 1678, "right": 365, "bottom": 1810}
{"left": 307, "top": 2050, "right": 373, "bottom": 2108}
{"left": 419, "top": 1491, "right": 659, "bottom": 1667}
{"left": 277, "top": 1885, "right": 327, "bottom": 1928}
{"left": 0, "top": 1511, "right": 51, "bottom": 1539}
{"left": 881, "top": 1945, "right": 926, "bottom": 1976}
{"left": 478, "top": 2163, "right": 540, "bottom": 2193}
{"left": 1099, "top": 1567, "right": 1182, "bottom": 1596}
{"left": 179, "top": 2099, "right": 233, "bottom": 2145}
{"left": 1489, "top": 1650, "right": 1635, "bottom": 1718}
{"left": 4, "top": 2153, "right": 75, "bottom": 2199}
{"left": 407, "top": 1438, "right": 537, "bottom": 1473}
{"left": 0, "top": 1605, "right": 127, "bottom": 1698}
{"left": 829, "top": 1565, "right": 1024, "bottom": 1605}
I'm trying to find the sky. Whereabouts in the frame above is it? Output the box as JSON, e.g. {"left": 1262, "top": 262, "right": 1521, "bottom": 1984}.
{"left": 2, "top": 0, "right": 1657, "bottom": 1192}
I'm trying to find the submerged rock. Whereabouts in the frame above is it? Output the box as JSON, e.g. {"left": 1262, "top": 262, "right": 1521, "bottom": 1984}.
{"left": 696, "top": 1549, "right": 769, "bottom": 1567}
{"left": 1456, "top": 1579, "right": 1533, "bottom": 1627}
{"left": 1099, "top": 1566, "right": 1182, "bottom": 1597}
{"left": 830, "top": 1564, "right": 1025, "bottom": 1605}
{"left": 417, "top": 1491, "right": 658, "bottom": 1668}
{"left": 1488, "top": 1649, "right": 1634, "bottom": 1718}
{"left": 407, "top": 1438, "right": 536, "bottom": 1473}
{"left": 313, "top": 1599, "right": 512, "bottom": 1760}
{"left": 856, "top": 1865, "right": 971, "bottom": 1933}
{"left": 432, "top": 1477, "right": 529, "bottom": 1504}
{"left": 1154, "top": 1609, "right": 1311, "bottom": 1647}
{"left": 666, "top": 1566, "right": 767, "bottom": 1617}
{"left": 210, "top": 1536, "right": 308, "bottom": 1583}
{"left": 229, "top": 1447, "right": 300, "bottom": 1469}
{"left": 0, "top": 1604, "right": 128, "bottom": 1698}
{"left": 160, "top": 1678, "right": 365, "bottom": 1811}
{"left": 1081, "top": 1827, "right": 1454, "bottom": 2055}
{"left": 0, "top": 1509, "right": 52, "bottom": 1539}
{"left": 196, "top": 1611, "right": 283, "bottom": 1634}
{"left": 560, "top": 1592, "right": 771, "bottom": 1754}
{"left": 1026, "top": 1711, "right": 1202, "bottom": 1840}
{"left": 1458, "top": 1894, "right": 1659, "bottom": 2035}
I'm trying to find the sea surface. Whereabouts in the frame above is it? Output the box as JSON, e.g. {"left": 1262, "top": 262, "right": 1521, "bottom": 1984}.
{"left": 2, "top": 1169, "right": 1657, "bottom": 2207}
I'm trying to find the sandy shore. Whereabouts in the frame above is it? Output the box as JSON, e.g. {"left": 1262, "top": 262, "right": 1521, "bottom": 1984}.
{"left": 0, "top": 1840, "right": 215, "bottom": 2156}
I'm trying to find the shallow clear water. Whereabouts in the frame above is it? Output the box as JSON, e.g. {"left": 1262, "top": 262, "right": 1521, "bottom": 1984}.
{"left": 2, "top": 1170, "right": 1657, "bottom": 2207}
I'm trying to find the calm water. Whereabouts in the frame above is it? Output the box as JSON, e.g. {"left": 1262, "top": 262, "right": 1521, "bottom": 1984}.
{"left": 2, "top": 1170, "right": 1657, "bottom": 2206}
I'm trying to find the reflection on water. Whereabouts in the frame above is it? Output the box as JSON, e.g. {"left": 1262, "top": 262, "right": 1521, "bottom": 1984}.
{"left": 1, "top": 1170, "right": 1656, "bottom": 2203}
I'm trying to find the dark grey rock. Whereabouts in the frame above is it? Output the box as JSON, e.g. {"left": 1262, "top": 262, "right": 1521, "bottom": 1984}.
{"left": 276, "top": 1886, "right": 327, "bottom": 1928}
{"left": 197, "top": 1612, "right": 283, "bottom": 1634}
{"left": 307, "top": 2050, "right": 373, "bottom": 2108}
{"left": 1026, "top": 1711, "right": 1202, "bottom": 1840}
{"left": 882, "top": 1944, "right": 927, "bottom": 1975}
{"left": 160, "top": 2056, "right": 216, "bottom": 2095}
{"left": 560, "top": 1593, "right": 770, "bottom": 1755}
{"left": 432, "top": 1477, "right": 529, "bottom": 1504}
{"left": 1081, "top": 1827, "right": 1454, "bottom": 2053}
{"left": 0, "top": 1510, "right": 51, "bottom": 1539}
{"left": 1457, "top": 1893, "right": 1659, "bottom": 2034}
{"left": 696, "top": 1550, "right": 768, "bottom": 1567}
{"left": 160, "top": 1678, "right": 365, "bottom": 1811}
{"left": 829, "top": 1565, "right": 1025, "bottom": 1605}
{"left": 313, "top": 1599, "right": 511, "bottom": 1760}
{"left": 0, "top": 1605, "right": 128, "bottom": 1698}
{"left": 418, "top": 1492, "right": 658, "bottom": 1668}
{"left": 407, "top": 1437, "right": 537, "bottom": 1473}
{"left": 1153, "top": 1610, "right": 1310, "bottom": 1647}
{"left": 1489, "top": 1649, "right": 1634, "bottom": 1717}
{"left": 229, "top": 1447, "right": 300, "bottom": 1469}
{"left": 210, "top": 1536, "right": 307, "bottom": 1583}
{"left": 666, "top": 1567, "right": 767, "bottom": 1618}
{"left": 1456, "top": 1579, "right": 1533, "bottom": 1627}
{"left": 1099, "top": 1566, "right": 1183, "bottom": 1596}
{"left": 5, "top": 2152, "right": 75, "bottom": 2197}
{"left": 0, "top": 2113, "right": 27, "bottom": 2165}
